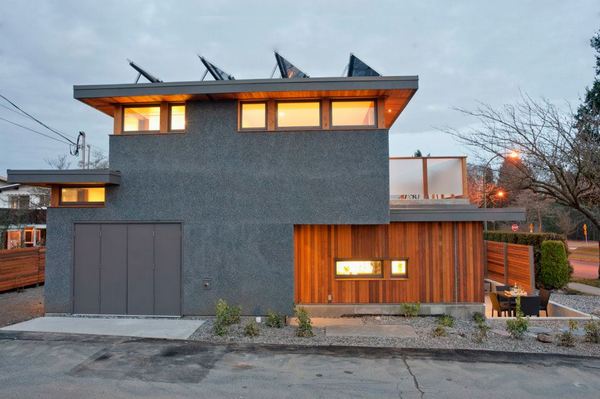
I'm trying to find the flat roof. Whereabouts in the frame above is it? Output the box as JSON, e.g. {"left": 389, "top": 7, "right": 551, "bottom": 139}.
{"left": 74, "top": 75, "right": 418, "bottom": 127}
{"left": 7, "top": 169, "right": 121, "bottom": 187}
{"left": 390, "top": 206, "right": 526, "bottom": 222}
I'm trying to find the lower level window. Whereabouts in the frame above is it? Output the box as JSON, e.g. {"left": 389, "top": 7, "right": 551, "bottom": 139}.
{"left": 335, "top": 260, "right": 383, "bottom": 278}
{"left": 391, "top": 260, "right": 408, "bottom": 278}
{"left": 60, "top": 187, "right": 105, "bottom": 205}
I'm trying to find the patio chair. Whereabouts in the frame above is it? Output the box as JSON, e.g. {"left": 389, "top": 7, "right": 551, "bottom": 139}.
{"left": 539, "top": 288, "right": 551, "bottom": 316}
{"left": 519, "top": 296, "right": 541, "bottom": 317}
{"left": 495, "top": 285, "right": 511, "bottom": 292}
{"left": 489, "top": 292, "right": 511, "bottom": 317}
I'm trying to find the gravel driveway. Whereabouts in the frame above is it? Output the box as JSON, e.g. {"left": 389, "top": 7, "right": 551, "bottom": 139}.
{"left": 0, "top": 286, "right": 44, "bottom": 328}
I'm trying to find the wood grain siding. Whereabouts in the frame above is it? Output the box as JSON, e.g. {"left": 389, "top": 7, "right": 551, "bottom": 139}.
{"left": 484, "top": 241, "right": 535, "bottom": 292}
{"left": 294, "top": 222, "right": 484, "bottom": 304}
{"left": 0, "top": 247, "right": 45, "bottom": 292}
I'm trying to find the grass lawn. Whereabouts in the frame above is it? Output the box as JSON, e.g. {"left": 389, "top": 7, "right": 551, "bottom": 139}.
{"left": 570, "top": 277, "right": 600, "bottom": 289}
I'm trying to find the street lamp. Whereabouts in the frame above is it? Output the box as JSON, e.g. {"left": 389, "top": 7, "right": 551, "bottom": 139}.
{"left": 482, "top": 151, "right": 520, "bottom": 231}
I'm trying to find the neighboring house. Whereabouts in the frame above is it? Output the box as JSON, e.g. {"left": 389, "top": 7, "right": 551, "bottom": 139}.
{"left": 0, "top": 176, "right": 48, "bottom": 249}
{"left": 8, "top": 56, "right": 524, "bottom": 317}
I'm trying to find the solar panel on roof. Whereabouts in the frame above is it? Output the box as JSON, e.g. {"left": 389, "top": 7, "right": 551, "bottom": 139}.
{"left": 274, "top": 52, "right": 309, "bottom": 79}
{"left": 198, "top": 56, "right": 235, "bottom": 80}
{"left": 347, "top": 54, "right": 381, "bottom": 77}
{"left": 127, "top": 59, "right": 163, "bottom": 83}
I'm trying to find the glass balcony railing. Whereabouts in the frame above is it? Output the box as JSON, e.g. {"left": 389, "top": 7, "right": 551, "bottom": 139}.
{"left": 390, "top": 156, "right": 467, "bottom": 202}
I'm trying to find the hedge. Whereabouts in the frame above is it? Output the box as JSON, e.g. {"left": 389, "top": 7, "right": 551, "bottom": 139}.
{"left": 483, "top": 231, "right": 570, "bottom": 288}
{"left": 539, "top": 240, "right": 570, "bottom": 289}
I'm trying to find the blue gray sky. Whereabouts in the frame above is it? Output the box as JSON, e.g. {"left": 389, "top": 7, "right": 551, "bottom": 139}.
{"left": 0, "top": 0, "right": 598, "bottom": 173}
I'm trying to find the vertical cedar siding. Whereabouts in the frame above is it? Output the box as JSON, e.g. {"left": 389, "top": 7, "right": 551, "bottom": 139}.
{"left": 294, "top": 222, "right": 484, "bottom": 304}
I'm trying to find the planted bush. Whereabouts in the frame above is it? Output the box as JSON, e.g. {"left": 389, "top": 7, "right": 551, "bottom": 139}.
{"left": 505, "top": 297, "right": 528, "bottom": 339}
{"left": 438, "top": 314, "right": 454, "bottom": 328}
{"left": 266, "top": 310, "right": 284, "bottom": 328}
{"left": 584, "top": 319, "right": 600, "bottom": 344}
{"left": 214, "top": 299, "right": 242, "bottom": 336}
{"left": 400, "top": 302, "right": 420, "bottom": 318}
{"left": 557, "top": 320, "right": 578, "bottom": 347}
{"left": 432, "top": 325, "right": 447, "bottom": 337}
{"left": 295, "top": 307, "right": 314, "bottom": 337}
{"left": 473, "top": 322, "right": 491, "bottom": 343}
{"left": 472, "top": 312, "right": 486, "bottom": 324}
{"left": 539, "top": 240, "right": 570, "bottom": 289}
{"left": 244, "top": 320, "right": 260, "bottom": 337}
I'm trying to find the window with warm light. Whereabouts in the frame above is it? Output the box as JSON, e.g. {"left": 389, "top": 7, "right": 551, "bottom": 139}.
{"left": 391, "top": 260, "right": 408, "bottom": 278}
{"left": 240, "top": 102, "right": 266, "bottom": 129}
{"left": 60, "top": 187, "right": 106, "bottom": 205}
{"left": 169, "top": 105, "right": 185, "bottom": 131}
{"left": 276, "top": 101, "right": 320, "bottom": 128}
{"left": 331, "top": 100, "right": 376, "bottom": 127}
{"left": 335, "top": 260, "right": 383, "bottom": 278}
{"left": 123, "top": 106, "right": 160, "bottom": 132}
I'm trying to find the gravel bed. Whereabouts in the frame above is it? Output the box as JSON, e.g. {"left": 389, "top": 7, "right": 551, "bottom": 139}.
{"left": 0, "top": 285, "right": 44, "bottom": 328}
{"left": 550, "top": 293, "right": 600, "bottom": 315}
{"left": 188, "top": 315, "right": 600, "bottom": 357}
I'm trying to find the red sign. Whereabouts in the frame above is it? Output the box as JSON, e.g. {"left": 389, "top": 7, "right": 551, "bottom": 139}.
{"left": 511, "top": 224, "right": 519, "bottom": 232}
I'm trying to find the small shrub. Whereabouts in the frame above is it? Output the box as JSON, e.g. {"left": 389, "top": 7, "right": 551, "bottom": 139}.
{"left": 214, "top": 299, "right": 242, "bottom": 336}
{"left": 473, "top": 322, "right": 491, "bottom": 343}
{"left": 584, "top": 319, "right": 600, "bottom": 344}
{"left": 505, "top": 297, "right": 528, "bottom": 339}
{"left": 438, "top": 314, "right": 454, "bottom": 328}
{"left": 400, "top": 302, "right": 420, "bottom": 318}
{"left": 295, "top": 307, "right": 314, "bottom": 337}
{"left": 472, "top": 312, "right": 485, "bottom": 324}
{"left": 539, "top": 240, "right": 570, "bottom": 289}
{"left": 244, "top": 320, "right": 260, "bottom": 337}
{"left": 557, "top": 320, "right": 578, "bottom": 347}
{"left": 432, "top": 325, "right": 447, "bottom": 337}
{"left": 266, "top": 310, "right": 284, "bottom": 328}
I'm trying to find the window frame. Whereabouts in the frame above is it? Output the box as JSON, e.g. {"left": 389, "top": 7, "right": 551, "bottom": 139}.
{"left": 330, "top": 98, "right": 378, "bottom": 129}
{"left": 390, "top": 258, "right": 409, "bottom": 279}
{"left": 168, "top": 103, "right": 186, "bottom": 132}
{"left": 122, "top": 104, "right": 162, "bottom": 134}
{"left": 334, "top": 258, "right": 384, "bottom": 279}
{"left": 239, "top": 101, "right": 268, "bottom": 131}
{"left": 275, "top": 100, "right": 322, "bottom": 130}
{"left": 58, "top": 186, "right": 106, "bottom": 207}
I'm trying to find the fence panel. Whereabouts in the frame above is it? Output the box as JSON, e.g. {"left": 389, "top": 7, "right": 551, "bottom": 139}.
{"left": 0, "top": 247, "right": 45, "bottom": 292}
{"left": 485, "top": 241, "right": 534, "bottom": 292}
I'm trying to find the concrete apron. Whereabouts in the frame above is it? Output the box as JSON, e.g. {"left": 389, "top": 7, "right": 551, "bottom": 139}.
{"left": 0, "top": 316, "right": 205, "bottom": 340}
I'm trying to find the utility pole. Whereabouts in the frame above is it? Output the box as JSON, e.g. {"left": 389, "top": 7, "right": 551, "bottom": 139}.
{"left": 87, "top": 144, "right": 91, "bottom": 169}
{"left": 79, "top": 131, "right": 86, "bottom": 169}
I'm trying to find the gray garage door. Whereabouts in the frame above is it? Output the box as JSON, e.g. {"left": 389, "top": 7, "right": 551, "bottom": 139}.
{"left": 73, "top": 223, "right": 181, "bottom": 316}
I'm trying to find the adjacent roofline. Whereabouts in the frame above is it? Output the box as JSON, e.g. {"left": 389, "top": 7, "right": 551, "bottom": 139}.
{"left": 390, "top": 206, "right": 526, "bottom": 222}
{"left": 0, "top": 183, "right": 21, "bottom": 192}
{"left": 74, "top": 75, "right": 418, "bottom": 100}
{"left": 7, "top": 169, "right": 121, "bottom": 186}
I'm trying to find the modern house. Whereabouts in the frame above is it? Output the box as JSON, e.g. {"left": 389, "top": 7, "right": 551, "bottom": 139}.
{"left": 0, "top": 177, "right": 48, "bottom": 249}
{"left": 7, "top": 55, "right": 524, "bottom": 317}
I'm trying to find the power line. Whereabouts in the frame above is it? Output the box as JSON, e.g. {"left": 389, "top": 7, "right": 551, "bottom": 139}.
{"left": 0, "top": 94, "right": 77, "bottom": 144}
{"left": 0, "top": 115, "right": 72, "bottom": 145}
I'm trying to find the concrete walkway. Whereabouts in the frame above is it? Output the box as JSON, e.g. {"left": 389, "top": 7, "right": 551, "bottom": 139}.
{"left": 1, "top": 316, "right": 204, "bottom": 339}
{"left": 568, "top": 282, "right": 600, "bottom": 296}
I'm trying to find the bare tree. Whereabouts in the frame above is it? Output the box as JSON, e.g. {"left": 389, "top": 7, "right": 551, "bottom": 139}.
{"left": 45, "top": 154, "right": 71, "bottom": 170}
{"left": 446, "top": 95, "right": 600, "bottom": 277}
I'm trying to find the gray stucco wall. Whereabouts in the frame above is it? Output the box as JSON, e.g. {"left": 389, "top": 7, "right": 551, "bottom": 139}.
{"left": 45, "top": 100, "right": 389, "bottom": 315}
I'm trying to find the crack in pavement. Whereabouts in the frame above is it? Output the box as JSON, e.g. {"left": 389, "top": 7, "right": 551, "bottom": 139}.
{"left": 402, "top": 356, "right": 425, "bottom": 399}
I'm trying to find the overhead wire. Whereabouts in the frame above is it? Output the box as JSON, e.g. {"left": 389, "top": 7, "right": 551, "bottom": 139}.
{"left": 0, "top": 115, "right": 73, "bottom": 145}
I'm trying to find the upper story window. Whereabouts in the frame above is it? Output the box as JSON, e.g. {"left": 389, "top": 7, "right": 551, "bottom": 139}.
{"left": 8, "top": 195, "right": 30, "bottom": 209}
{"left": 169, "top": 105, "right": 186, "bottom": 131}
{"left": 60, "top": 187, "right": 105, "bottom": 206}
{"left": 331, "top": 100, "right": 376, "bottom": 127}
{"left": 276, "top": 101, "right": 321, "bottom": 128}
{"left": 240, "top": 102, "right": 266, "bottom": 129}
{"left": 123, "top": 106, "right": 160, "bottom": 132}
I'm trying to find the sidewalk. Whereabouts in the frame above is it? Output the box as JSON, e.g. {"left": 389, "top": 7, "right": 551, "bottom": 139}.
{"left": 568, "top": 282, "right": 600, "bottom": 296}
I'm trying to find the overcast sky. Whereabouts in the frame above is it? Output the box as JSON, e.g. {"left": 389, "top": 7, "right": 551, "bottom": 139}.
{"left": 0, "top": 0, "right": 598, "bottom": 174}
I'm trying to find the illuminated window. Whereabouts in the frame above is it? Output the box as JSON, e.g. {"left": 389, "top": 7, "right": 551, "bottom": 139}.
{"left": 123, "top": 106, "right": 160, "bottom": 132}
{"left": 391, "top": 260, "right": 408, "bottom": 278}
{"left": 170, "top": 105, "right": 185, "bottom": 131}
{"left": 331, "top": 100, "right": 376, "bottom": 127}
{"left": 335, "top": 260, "right": 383, "bottom": 278}
{"left": 60, "top": 187, "right": 106, "bottom": 205}
{"left": 241, "top": 102, "right": 266, "bottom": 129}
{"left": 277, "top": 101, "right": 320, "bottom": 128}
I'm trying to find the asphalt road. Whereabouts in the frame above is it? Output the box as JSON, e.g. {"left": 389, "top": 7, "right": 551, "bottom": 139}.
{"left": 1, "top": 333, "right": 599, "bottom": 399}
{"left": 570, "top": 259, "right": 599, "bottom": 279}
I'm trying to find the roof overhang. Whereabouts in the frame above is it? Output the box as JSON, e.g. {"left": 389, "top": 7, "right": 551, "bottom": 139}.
{"left": 74, "top": 75, "right": 418, "bottom": 128}
{"left": 390, "top": 206, "right": 527, "bottom": 223}
{"left": 7, "top": 169, "right": 121, "bottom": 187}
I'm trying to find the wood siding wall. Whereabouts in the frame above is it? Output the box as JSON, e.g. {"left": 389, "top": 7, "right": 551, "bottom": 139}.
{"left": 0, "top": 247, "right": 45, "bottom": 292}
{"left": 484, "top": 241, "right": 534, "bottom": 292}
{"left": 294, "top": 222, "right": 484, "bottom": 304}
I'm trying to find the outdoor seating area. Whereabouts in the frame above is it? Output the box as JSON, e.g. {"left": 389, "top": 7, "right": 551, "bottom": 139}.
{"left": 486, "top": 285, "right": 551, "bottom": 318}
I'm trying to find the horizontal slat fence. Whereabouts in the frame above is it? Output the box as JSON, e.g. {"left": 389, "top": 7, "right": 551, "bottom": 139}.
{"left": 484, "top": 241, "right": 534, "bottom": 292}
{"left": 0, "top": 247, "right": 45, "bottom": 292}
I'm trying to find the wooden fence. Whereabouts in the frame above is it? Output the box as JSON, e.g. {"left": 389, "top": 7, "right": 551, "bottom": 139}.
{"left": 485, "top": 241, "right": 534, "bottom": 292}
{"left": 0, "top": 247, "right": 45, "bottom": 292}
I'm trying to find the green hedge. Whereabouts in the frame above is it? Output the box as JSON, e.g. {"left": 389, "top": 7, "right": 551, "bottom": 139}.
{"left": 484, "top": 231, "right": 570, "bottom": 288}
{"left": 539, "top": 241, "right": 570, "bottom": 289}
